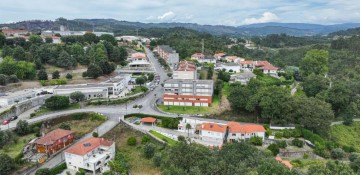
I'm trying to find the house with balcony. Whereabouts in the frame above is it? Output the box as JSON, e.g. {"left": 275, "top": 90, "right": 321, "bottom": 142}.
{"left": 226, "top": 122, "right": 266, "bottom": 142}
{"left": 163, "top": 79, "right": 213, "bottom": 107}
{"left": 65, "top": 137, "right": 115, "bottom": 174}
{"left": 198, "top": 123, "right": 228, "bottom": 144}
{"left": 35, "top": 129, "right": 74, "bottom": 155}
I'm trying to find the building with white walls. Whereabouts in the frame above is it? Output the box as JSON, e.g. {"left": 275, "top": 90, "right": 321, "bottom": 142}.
{"left": 173, "top": 61, "right": 197, "bottom": 80}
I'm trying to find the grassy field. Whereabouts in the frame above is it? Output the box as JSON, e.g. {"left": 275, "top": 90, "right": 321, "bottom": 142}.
{"left": 31, "top": 103, "right": 80, "bottom": 118}
{"left": 222, "top": 83, "right": 230, "bottom": 96}
{"left": 149, "top": 130, "right": 177, "bottom": 146}
{"left": 158, "top": 97, "right": 220, "bottom": 115}
{"left": 0, "top": 134, "right": 36, "bottom": 158}
{"left": 330, "top": 122, "right": 360, "bottom": 152}
{"left": 103, "top": 124, "right": 161, "bottom": 175}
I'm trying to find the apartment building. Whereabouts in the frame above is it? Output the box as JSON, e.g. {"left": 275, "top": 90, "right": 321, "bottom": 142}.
{"left": 173, "top": 61, "right": 197, "bottom": 80}
{"left": 163, "top": 79, "right": 213, "bottom": 107}
{"left": 65, "top": 137, "right": 115, "bottom": 174}
{"left": 157, "top": 45, "right": 179, "bottom": 66}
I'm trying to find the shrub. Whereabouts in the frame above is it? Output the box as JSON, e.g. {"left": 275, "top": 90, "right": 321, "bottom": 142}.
{"left": 153, "top": 153, "right": 162, "bottom": 167}
{"left": 35, "top": 168, "right": 50, "bottom": 175}
{"left": 141, "top": 135, "right": 151, "bottom": 144}
{"left": 277, "top": 140, "right": 287, "bottom": 148}
{"left": 50, "top": 162, "right": 67, "bottom": 175}
{"left": 331, "top": 148, "right": 345, "bottom": 159}
{"left": 177, "top": 135, "right": 186, "bottom": 142}
{"left": 45, "top": 95, "right": 69, "bottom": 109}
{"left": 89, "top": 113, "right": 106, "bottom": 121}
{"left": 282, "top": 129, "right": 291, "bottom": 138}
{"left": 52, "top": 70, "right": 60, "bottom": 79}
{"left": 275, "top": 132, "right": 283, "bottom": 139}
{"left": 15, "top": 120, "right": 30, "bottom": 136}
{"left": 8, "top": 74, "right": 19, "bottom": 83}
{"left": 249, "top": 136, "right": 263, "bottom": 146}
{"left": 65, "top": 73, "right": 73, "bottom": 80}
{"left": 70, "top": 91, "right": 85, "bottom": 102}
{"left": 292, "top": 138, "right": 304, "bottom": 148}
{"left": 92, "top": 132, "right": 98, "bottom": 137}
{"left": 127, "top": 137, "right": 137, "bottom": 146}
{"left": 342, "top": 145, "right": 356, "bottom": 153}
{"left": 303, "top": 153, "right": 309, "bottom": 159}
{"left": 267, "top": 143, "right": 280, "bottom": 156}
{"left": 143, "top": 143, "right": 156, "bottom": 159}
{"left": 59, "top": 122, "right": 71, "bottom": 130}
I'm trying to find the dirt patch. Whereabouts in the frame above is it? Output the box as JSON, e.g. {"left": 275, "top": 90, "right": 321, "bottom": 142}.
{"left": 0, "top": 81, "right": 41, "bottom": 92}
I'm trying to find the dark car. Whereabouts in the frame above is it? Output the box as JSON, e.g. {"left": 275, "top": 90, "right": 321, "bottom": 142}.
{"left": 2, "top": 119, "right": 10, "bottom": 125}
{"left": 10, "top": 116, "right": 18, "bottom": 121}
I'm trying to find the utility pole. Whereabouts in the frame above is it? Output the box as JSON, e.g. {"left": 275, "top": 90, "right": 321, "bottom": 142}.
{"left": 92, "top": 23, "right": 95, "bottom": 32}
{"left": 136, "top": 29, "right": 139, "bottom": 37}
{"left": 201, "top": 39, "right": 204, "bottom": 53}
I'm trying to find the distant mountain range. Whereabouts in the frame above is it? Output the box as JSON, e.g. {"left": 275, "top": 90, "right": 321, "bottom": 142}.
{"left": 2, "top": 18, "right": 360, "bottom": 37}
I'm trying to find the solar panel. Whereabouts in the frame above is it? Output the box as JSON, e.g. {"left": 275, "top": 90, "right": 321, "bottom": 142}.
{"left": 83, "top": 143, "right": 92, "bottom": 147}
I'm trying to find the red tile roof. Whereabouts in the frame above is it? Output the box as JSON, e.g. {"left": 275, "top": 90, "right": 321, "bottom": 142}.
{"left": 65, "top": 137, "right": 113, "bottom": 156}
{"left": 35, "top": 129, "right": 73, "bottom": 145}
{"left": 1, "top": 28, "right": 29, "bottom": 35}
{"left": 255, "top": 61, "right": 278, "bottom": 70}
{"left": 240, "top": 60, "right": 254, "bottom": 65}
{"left": 214, "top": 53, "right": 226, "bottom": 57}
{"left": 140, "top": 117, "right": 157, "bottom": 123}
{"left": 176, "top": 61, "right": 196, "bottom": 71}
{"left": 227, "top": 122, "right": 266, "bottom": 133}
{"left": 199, "top": 123, "right": 227, "bottom": 133}
{"left": 191, "top": 53, "right": 205, "bottom": 58}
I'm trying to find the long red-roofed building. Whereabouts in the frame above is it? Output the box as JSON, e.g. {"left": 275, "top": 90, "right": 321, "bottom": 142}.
{"left": 35, "top": 129, "right": 74, "bottom": 155}
{"left": 1, "top": 27, "right": 29, "bottom": 37}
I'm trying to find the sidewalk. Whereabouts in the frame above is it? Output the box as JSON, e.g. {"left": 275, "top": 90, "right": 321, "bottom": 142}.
{"left": 30, "top": 120, "right": 119, "bottom": 175}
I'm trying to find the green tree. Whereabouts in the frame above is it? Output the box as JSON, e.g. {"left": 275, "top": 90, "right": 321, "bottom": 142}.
{"left": 29, "top": 35, "right": 43, "bottom": 44}
{"left": 302, "top": 74, "right": 329, "bottom": 97}
{"left": 141, "top": 135, "right": 151, "bottom": 144}
{"left": 84, "top": 64, "right": 103, "bottom": 78}
{"left": 52, "top": 70, "right": 60, "bottom": 79}
{"left": 70, "top": 44, "right": 87, "bottom": 65}
{"left": 267, "top": 143, "right": 279, "bottom": 156}
{"left": 0, "top": 74, "right": 7, "bottom": 86}
{"left": 45, "top": 95, "right": 70, "bottom": 109}
{"left": 0, "top": 33, "right": 5, "bottom": 48}
{"left": 70, "top": 91, "right": 85, "bottom": 102}
{"left": 217, "top": 70, "right": 230, "bottom": 82}
{"left": 100, "top": 34, "right": 116, "bottom": 45}
{"left": 37, "top": 69, "right": 48, "bottom": 80}
{"left": 299, "top": 49, "right": 329, "bottom": 77}
{"left": 35, "top": 168, "right": 51, "bottom": 175}
{"left": 83, "top": 32, "right": 99, "bottom": 44}
{"left": 45, "top": 37, "right": 53, "bottom": 43}
{"left": 1, "top": 46, "right": 13, "bottom": 57}
{"left": 308, "top": 161, "right": 355, "bottom": 175}
{"left": 167, "top": 73, "right": 172, "bottom": 78}
{"left": 326, "top": 82, "right": 352, "bottom": 115}
{"left": 92, "top": 132, "right": 98, "bottom": 137}
{"left": 143, "top": 143, "right": 156, "bottom": 159}
{"left": 147, "top": 73, "right": 155, "bottom": 81}
{"left": 228, "top": 84, "right": 252, "bottom": 111}
{"left": 0, "top": 153, "right": 15, "bottom": 175}
{"left": 65, "top": 73, "right": 73, "bottom": 80}
{"left": 331, "top": 148, "right": 345, "bottom": 159}
{"left": 15, "top": 120, "right": 30, "bottom": 136}
{"left": 108, "top": 153, "right": 130, "bottom": 174}
{"left": 257, "top": 159, "right": 291, "bottom": 175}
{"left": 127, "top": 137, "right": 137, "bottom": 146}
{"left": 8, "top": 74, "right": 19, "bottom": 83}
{"left": 12, "top": 46, "right": 26, "bottom": 61}
{"left": 57, "top": 51, "right": 77, "bottom": 68}
{"left": 99, "top": 60, "right": 116, "bottom": 75}
{"left": 214, "top": 79, "right": 224, "bottom": 95}
{"left": 186, "top": 123, "right": 192, "bottom": 137}
{"left": 136, "top": 77, "right": 145, "bottom": 86}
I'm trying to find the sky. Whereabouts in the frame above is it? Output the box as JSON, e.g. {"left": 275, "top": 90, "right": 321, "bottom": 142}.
{"left": 1, "top": 0, "right": 360, "bottom": 26}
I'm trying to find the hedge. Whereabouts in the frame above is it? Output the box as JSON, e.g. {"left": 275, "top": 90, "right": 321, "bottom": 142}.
{"left": 50, "top": 162, "right": 67, "bottom": 175}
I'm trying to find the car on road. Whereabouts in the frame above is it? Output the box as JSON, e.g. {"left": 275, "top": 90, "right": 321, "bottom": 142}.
{"left": 2, "top": 119, "right": 10, "bottom": 125}
{"left": 10, "top": 116, "right": 18, "bottom": 121}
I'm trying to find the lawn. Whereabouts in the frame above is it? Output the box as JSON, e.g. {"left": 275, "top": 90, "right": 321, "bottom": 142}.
{"left": 149, "top": 130, "right": 177, "bottom": 146}
{"left": 127, "top": 86, "right": 147, "bottom": 96}
{"left": 103, "top": 124, "right": 161, "bottom": 175}
{"left": 199, "top": 69, "right": 208, "bottom": 80}
{"left": 330, "top": 122, "right": 360, "bottom": 152}
{"left": 31, "top": 103, "right": 81, "bottom": 118}
{"left": 0, "top": 134, "right": 36, "bottom": 158}
{"left": 222, "top": 83, "right": 230, "bottom": 96}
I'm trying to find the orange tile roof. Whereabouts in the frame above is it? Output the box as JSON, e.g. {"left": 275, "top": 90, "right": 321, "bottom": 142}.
{"left": 226, "top": 56, "right": 239, "bottom": 60}
{"left": 191, "top": 53, "right": 205, "bottom": 57}
{"left": 140, "top": 117, "right": 157, "bottom": 123}
{"left": 227, "top": 121, "right": 266, "bottom": 133}
{"left": 255, "top": 61, "right": 278, "bottom": 70}
{"left": 199, "top": 123, "right": 227, "bottom": 133}
{"left": 176, "top": 61, "right": 196, "bottom": 71}
{"left": 35, "top": 129, "right": 73, "bottom": 145}
{"left": 240, "top": 60, "right": 255, "bottom": 65}
{"left": 214, "top": 53, "right": 226, "bottom": 57}
{"left": 65, "top": 137, "right": 113, "bottom": 156}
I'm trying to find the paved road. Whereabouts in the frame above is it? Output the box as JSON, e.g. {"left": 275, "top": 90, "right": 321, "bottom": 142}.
{"left": 30, "top": 120, "right": 119, "bottom": 175}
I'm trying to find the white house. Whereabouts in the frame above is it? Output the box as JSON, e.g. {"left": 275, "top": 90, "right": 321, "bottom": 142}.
{"left": 227, "top": 122, "right": 266, "bottom": 142}
{"left": 178, "top": 118, "right": 205, "bottom": 133}
{"left": 191, "top": 53, "right": 216, "bottom": 64}
{"left": 240, "top": 60, "right": 279, "bottom": 76}
{"left": 64, "top": 137, "right": 115, "bottom": 174}
{"left": 198, "top": 123, "right": 227, "bottom": 144}
{"left": 229, "top": 70, "right": 256, "bottom": 85}
{"left": 225, "top": 56, "right": 244, "bottom": 63}
{"left": 214, "top": 53, "right": 226, "bottom": 60}
{"left": 215, "top": 63, "right": 241, "bottom": 73}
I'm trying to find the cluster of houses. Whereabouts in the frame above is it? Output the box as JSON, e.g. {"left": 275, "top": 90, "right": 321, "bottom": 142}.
{"left": 177, "top": 118, "right": 266, "bottom": 145}
{"left": 33, "top": 128, "right": 115, "bottom": 174}
{"left": 155, "top": 45, "right": 180, "bottom": 67}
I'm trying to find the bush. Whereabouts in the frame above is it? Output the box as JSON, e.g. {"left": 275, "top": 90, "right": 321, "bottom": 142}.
{"left": 342, "top": 145, "right": 356, "bottom": 153}
{"left": 59, "top": 122, "right": 71, "bottom": 130}
{"left": 331, "top": 148, "right": 345, "bottom": 159}
{"left": 70, "top": 91, "right": 85, "bottom": 102}
{"left": 141, "top": 135, "right": 151, "bottom": 144}
{"left": 249, "top": 136, "right": 263, "bottom": 146}
{"left": 52, "top": 70, "right": 60, "bottom": 79}
{"left": 303, "top": 153, "right": 309, "bottom": 159}
{"left": 277, "top": 140, "right": 287, "bottom": 148}
{"left": 267, "top": 143, "right": 280, "bottom": 156}
{"left": 50, "top": 162, "right": 67, "bottom": 175}
{"left": 143, "top": 143, "right": 156, "bottom": 159}
{"left": 35, "top": 168, "right": 50, "bottom": 175}
{"left": 275, "top": 132, "right": 283, "bottom": 139}
{"left": 45, "top": 95, "right": 69, "bottom": 109}
{"left": 15, "top": 120, "right": 30, "bottom": 136}
{"left": 153, "top": 153, "right": 162, "bottom": 167}
{"left": 8, "top": 74, "right": 19, "bottom": 83}
{"left": 92, "top": 132, "right": 98, "bottom": 137}
{"left": 292, "top": 138, "right": 304, "bottom": 148}
{"left": 89, "top": 113, "right": 106, "bottom": 121}
{"left": 177, "top": 135, "right": 186, "bottom": 142}
{"left": 65, "top": 73, "right": 73, "bottom": 80}
{"left": 127, "top": 137, "right": 137, "bottom": 146}
{"left": 282, "top": 129, "right": 291, "bottom": 138}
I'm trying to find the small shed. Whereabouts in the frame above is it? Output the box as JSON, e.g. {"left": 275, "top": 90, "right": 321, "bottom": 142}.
{"left": 140, "top": 117, "right": 157, "bottom": 126}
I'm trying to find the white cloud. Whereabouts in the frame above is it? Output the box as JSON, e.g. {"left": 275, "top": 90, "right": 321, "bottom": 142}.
{"left": 157, "top": 11, "right": 176, "bottom": 21}
{"left": 242, "top": 12, "right": 280, "bottom": 25}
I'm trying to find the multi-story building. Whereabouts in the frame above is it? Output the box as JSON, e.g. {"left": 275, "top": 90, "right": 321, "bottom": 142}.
{"left": 157, "top": 45, "right": 179, "bottom": 66}
{"left": 1, "top": 27, "right": 29, "bottom": 37}
{"left": 198, "top": 123, "right": 228, "bottom": 144}
{"left": 191, "top": 53, "right": 216, "bottom": 64}
{"left": 35, "top": 129, "right": 74, "bottom": 155}
{"left": 0, "top": 90, "right": 36, "bottom": 107}
{"left": 163, "top": 79, "right": 213, "bottom": 107}
{"left": 65, "top": 137, "right": 115, "bottom": 174}
{"left": 173, "top": 61, "right": 197, "bottom": 80}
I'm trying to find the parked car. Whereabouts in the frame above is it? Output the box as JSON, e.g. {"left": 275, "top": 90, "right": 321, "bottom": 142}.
{"left": 2, "top": 119, "right": 10, "bottom": 125}
{"left": 10, "top": 116, "right": 18, "bottom": 121}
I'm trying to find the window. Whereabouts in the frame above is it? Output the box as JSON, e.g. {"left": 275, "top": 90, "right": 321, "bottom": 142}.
{"left": 232, "top": 133, "right": 236, "bottom": 136}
